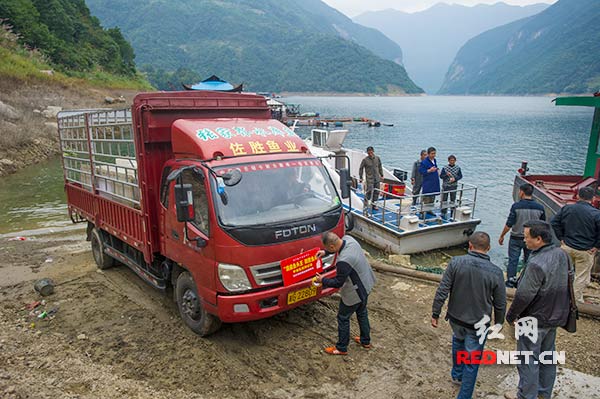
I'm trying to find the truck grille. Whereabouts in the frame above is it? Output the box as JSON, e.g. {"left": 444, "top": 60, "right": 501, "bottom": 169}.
{"left": 249, "top": 254, "right": 335, "bottom": 287}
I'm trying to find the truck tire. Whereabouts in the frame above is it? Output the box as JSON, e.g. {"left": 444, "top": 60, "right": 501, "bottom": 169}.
{"left": 175, "top": 271, "right": 222, "bottom": 336}
{"left": 90, "top": 228, "right": 115, "bottom": 270}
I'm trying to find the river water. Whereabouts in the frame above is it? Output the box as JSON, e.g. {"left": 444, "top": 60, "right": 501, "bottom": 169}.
{"left": 0, "top": 96, "right": 593, "bottom": 266}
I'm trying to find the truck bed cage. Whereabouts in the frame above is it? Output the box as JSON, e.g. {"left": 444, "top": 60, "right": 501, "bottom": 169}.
{"left": 59, "top": 109, "right": 140, "bottom": 207}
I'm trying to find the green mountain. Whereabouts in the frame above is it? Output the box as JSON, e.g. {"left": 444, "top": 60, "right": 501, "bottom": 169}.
{"left": 440, "top": 0, "right": 600, "bottom": 95}
{"left": 0, "top": 0, "right": 137, "bottom": 77}
{"left": 85, "top": 0, "right": 422, "bottom": 94}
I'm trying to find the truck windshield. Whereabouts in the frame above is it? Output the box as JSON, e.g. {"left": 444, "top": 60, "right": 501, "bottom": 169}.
{"left": 214, "top": 160, "right": 341, "bottom": 227}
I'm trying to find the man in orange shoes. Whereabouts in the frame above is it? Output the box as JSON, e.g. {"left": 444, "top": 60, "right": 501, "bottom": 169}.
{"left": 315, "top": 232, "right": 376, "bottom": 355}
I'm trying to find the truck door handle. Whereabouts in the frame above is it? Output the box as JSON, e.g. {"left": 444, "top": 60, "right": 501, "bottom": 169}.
{"left": 171, "top": 230, "right": 179, "bottom": 240}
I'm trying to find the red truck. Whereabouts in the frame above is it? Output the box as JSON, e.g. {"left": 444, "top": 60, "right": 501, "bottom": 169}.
{"left": 58, "top": 91, "right": 351, "bottom": 335}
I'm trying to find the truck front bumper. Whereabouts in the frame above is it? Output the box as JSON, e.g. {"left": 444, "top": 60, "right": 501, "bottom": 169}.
{"left": 215, "top": 269, "right": 337, "bottom": 323}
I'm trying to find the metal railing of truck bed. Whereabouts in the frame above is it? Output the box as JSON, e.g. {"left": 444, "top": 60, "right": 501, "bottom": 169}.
{"left": 58, "top": 109, "right": 140, "bottom": 207}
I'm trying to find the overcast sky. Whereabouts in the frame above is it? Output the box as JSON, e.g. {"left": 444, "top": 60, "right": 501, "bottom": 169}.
{"left": 321, "top": 0, "right": 557, "bottom": 17}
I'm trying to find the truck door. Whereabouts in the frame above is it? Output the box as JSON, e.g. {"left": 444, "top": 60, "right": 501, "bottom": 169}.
{"left": 162, "top": 168, "right": 217, "bottom": 303}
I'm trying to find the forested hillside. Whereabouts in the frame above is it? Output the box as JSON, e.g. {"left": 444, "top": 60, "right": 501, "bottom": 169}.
{"left": 439, "top": 0, "right": 600, "bottom": 94}
{"left": 0, "top": 0, "right": 137, "bottom": 77}
{"left": 86, "top": 0, "right": 423, "bottom": 94}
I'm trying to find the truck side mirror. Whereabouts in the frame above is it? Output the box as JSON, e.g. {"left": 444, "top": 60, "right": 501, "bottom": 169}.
{"left": 174, "top": 183, "right": 195, "bottom": 222}
{"left": 339, "top": 168, "right": 351, "bottom": 199}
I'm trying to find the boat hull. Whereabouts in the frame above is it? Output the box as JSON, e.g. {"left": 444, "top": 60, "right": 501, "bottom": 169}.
{"left": 513, "top": 174, "right": 591, "bottom": 219}
{"left": 350, "top": 212, "right": 481, "bottom": 255}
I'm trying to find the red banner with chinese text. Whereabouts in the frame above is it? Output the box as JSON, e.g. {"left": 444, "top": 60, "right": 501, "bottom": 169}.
{"left": 281, "top": 248, "right": 323, "bottom": 286}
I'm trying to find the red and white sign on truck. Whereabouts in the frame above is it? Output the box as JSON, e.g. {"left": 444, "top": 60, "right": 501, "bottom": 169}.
{"left": 58, "top": 91, "right": 352, "bottom": 335}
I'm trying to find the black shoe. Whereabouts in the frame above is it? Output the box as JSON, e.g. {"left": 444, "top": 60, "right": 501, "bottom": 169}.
{"left": 451, "top": 378, "right": 462, "bottom": 386}
{"left": 505, "top": 280, "right": 516, "bottom": 289}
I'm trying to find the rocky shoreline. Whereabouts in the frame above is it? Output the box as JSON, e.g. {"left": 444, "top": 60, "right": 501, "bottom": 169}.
{"left": 0, "top": 80, "right": 137, "bottom": 178}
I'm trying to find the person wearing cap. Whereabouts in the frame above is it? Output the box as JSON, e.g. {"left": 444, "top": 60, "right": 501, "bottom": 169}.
{"left": 314, "top": 232, "right": 376, "bottom": 355}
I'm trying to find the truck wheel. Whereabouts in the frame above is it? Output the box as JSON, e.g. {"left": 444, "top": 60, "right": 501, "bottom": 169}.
{"left": 175, "top": 271, "right": 221, "bottom": 336}
{"left": 91, "top": 228, "right": 115, "bottom": 270}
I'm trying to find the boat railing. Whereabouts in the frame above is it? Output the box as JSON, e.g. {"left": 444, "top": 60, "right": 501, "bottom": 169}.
{"left": 358, "top": 182, "right": 478, "bottom": 229}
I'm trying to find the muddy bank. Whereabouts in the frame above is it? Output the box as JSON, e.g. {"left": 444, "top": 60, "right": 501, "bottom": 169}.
{"left": 0, "top": 231, "right": 599, "bottom": 399}
{"left": 0, "top": 78, "right": 139, "bottom": 177}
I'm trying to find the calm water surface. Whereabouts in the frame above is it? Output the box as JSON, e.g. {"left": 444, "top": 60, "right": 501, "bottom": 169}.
{"left": 289, "top": 96, "right": 593, "bottom": 265}
{"left": 0, "top": 96, "right": 593, "bottom": 266}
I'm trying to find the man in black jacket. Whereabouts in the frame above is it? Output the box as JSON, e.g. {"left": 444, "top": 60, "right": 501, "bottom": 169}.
{"left": 432, "top": 231, "right": 506, "bottom": 399}
{"left": 551, "top": 186, "right": 600, "bottom": 303}
{"left": 504, "top": 221, "right": 570, "bottom": 399}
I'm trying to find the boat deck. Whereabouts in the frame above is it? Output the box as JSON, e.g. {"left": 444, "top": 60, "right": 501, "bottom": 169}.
{"left": 347, "top": 192, "right": 457, "bottom": 234}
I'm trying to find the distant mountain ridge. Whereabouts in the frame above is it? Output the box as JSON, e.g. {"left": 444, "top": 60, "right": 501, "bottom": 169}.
{"left": 355, "top": 2, "right": 549, "bottom": 93}
{"left": 292, "top": 0, "right": 403, "bottom": 64}
{"left": 439, "top": 0, "right": 600, "bottom": 94}
{"left": 86, "top": 0, "right": 422, "bottom": 94}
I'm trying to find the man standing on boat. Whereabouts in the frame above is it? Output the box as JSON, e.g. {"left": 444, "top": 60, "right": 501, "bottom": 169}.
{"left": 550, "top": 186, "right": 600, "bottom": 303}
{"left": 411, "top": 150, "right": 427, "bottom": 205}
{"left": 419, "top": 147, "right": 440, "bottom": 207}
{"left": 359, "top": 146, "right": 384, "bottom": 212}
{"left": 498, "top": 183, "right": 546, "bottom": 288}
{"left": 440, "top": 155, "right": 463, "bottom": 218}
{"left": 431, "top": 231, "right": 506, "bottom": 399}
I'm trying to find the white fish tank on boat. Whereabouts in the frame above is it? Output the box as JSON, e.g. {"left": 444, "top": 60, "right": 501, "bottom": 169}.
{"left": 305, "top": 129, "right": 481, "bottom": 254}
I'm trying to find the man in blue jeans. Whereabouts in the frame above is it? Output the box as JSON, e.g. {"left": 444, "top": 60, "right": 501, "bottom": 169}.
{"left": 315, "top": 232, "right": 376, "bottom": 355}
{"left": 504, "top": 221, "right": 570, "bottom": 399}
{"left": 498, "top": 183, "right": 546, "bottom": 287}
{"left": 432, "top": 232, "right": 506, "bottom": 399}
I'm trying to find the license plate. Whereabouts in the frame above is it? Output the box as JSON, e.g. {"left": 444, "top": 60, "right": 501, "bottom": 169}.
{"left": 287, "top": 285, "right": 317, "bottom": 305}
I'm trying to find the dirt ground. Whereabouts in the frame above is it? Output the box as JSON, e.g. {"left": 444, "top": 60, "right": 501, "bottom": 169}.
{"left": 1, "top": 228, "right": 599, "bottom": 399}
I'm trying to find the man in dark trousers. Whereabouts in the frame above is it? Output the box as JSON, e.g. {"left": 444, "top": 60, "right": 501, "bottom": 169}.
{"left": 440, "top": 154, "right": 463, "bottom": 218}
{"left": 419, "top": 146, "right": 441, "bottom": 206}
{"left": 551, "top": 186, "right": 600, "bottom": 303}
{"left": 411, "top": 149, "right": 427, "bottom": 205}
{"left": 359, "top": 146, "right": 384, "bottom": 212}
{"left": 431, "top": 232, "right": 506, "bottom": 399}
{"left": 504, "top": 221, "right": 570, "bottom": 399}
{"left": 314, "top": 232, "right": 376, "bottom": 355}
{"left": 498, "top": 183, "right": 546, "bottom": 287}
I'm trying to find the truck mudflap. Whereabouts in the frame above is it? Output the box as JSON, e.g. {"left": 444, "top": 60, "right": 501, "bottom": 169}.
{"left": 215, "top": 269, "right": 338, "bottom": 323}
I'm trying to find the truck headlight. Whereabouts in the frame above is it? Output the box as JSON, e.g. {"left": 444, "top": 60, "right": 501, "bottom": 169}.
{"left": 218, "top": 263, "right": 252, "bottom": 292}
